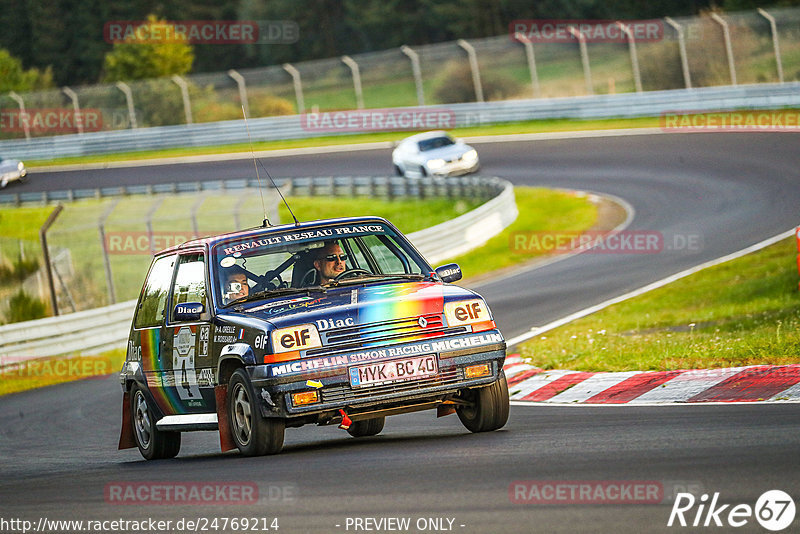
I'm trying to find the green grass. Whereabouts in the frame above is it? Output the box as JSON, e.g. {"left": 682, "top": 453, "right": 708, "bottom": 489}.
{"left": 0, "top": 348, "right": 124, "bottom": 396}
{"left": 518, "top": 237, "right": 800, "bottom": 371}
{"left": 452, "top": 188, "right": 601, "bottom": 280}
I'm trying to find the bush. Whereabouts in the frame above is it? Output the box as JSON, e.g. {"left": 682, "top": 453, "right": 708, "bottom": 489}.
{"left": 0, "top": 255, "right": 39, "bottom": 285}
{"left": 433, "top": 61, "right": 523, "bottom": 104}
{"left": 4, "top": 289, "right": 47, "bottom": 323}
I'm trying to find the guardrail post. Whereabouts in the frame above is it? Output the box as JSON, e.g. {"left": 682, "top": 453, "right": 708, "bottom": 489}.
{"left": 145, "top": 198, "right": 164, "bottom": 255}
{"left": 567, "top": 27, "right": 593, "bottom": 95}
{"left": 400, "top": 45, "right": 425, "bottom": 106}
{"left": 227, "top": 69, "right": 250, "bottom": 117}
{"left": 457, "top": 39, "right": 484, "bottom": 103}
{"left": 171, "top": 75, "right": 193, "bottom": 124}
{"left": 7, "top": 91, "right": 30, "bottom": 140}
{"left": 710, "top": 13, "right": 737, "bottom": 86}
{"left": 191, "top": 194, "right": 205, "bottom": 236}
{"left": 114, "top": 81, "right": 138, "bottom": 129}
{"left": 62, "top": 86, "right": 84, "bottom": 135}
{"left": 616, "top": 22, "right": 643, "bottom": 93}
{"left": 664, "top": 17, "right": 692, "bottom": 90}
{"left": 513, "top": 33, "right": 541, "bottom": 98}
{"left": 98, "top": 198, "right": 121, "bottom": 304}
{"left": 40, "top": 205, "right": 64, "bottom": 316}
{"left": 341, "top": 56, "right": 365, "bottom": 110}
{"left": 758, "top": 8, "right": 784, "bottom": 83}
{"left": 282, "top": 63, "right": 305, "bottom": 114}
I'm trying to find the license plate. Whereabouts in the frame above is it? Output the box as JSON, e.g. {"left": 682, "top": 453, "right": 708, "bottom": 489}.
{"left": 349, "top": 355, "right": 438, "bottom": 388}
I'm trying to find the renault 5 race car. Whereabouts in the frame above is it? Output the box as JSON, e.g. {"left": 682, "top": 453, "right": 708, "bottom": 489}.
{"left": 119, "top": 216, "right": 508, "bottom": 459}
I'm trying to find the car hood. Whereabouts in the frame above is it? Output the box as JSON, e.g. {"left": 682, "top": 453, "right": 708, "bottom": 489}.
{"left": 420, "top": 144, "right": 471, "bottom": 161}
{"left": 233, "top": 281, "right": 479, "bottom": 330}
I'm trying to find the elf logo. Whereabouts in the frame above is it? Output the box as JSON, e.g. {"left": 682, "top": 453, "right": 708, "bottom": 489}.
{"left": 667, "top": 490, "right": 795, "bottom": 530}
{"left": 445, "top": 299, "right": 490, "bottom": 326}
{"left": 271, "top": 324, "right": 321, "bottom": 353}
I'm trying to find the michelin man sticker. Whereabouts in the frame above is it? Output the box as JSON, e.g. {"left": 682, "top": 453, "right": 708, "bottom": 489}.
{"left": 173, "top": 326, "right": 202, "bottom": 402}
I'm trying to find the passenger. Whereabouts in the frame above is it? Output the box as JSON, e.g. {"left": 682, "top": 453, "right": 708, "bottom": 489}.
{"left": 313, "top": 242, "right": 348, "bottom": 285}
{"left": 223, "top": 270, "right": 249, "bottom": 303}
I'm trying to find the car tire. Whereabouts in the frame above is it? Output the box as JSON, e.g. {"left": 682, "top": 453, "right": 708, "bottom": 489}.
{"left": 394, "top": 164, "right": 403, "bottom": 176}
{"left": 347, "top": 416, "right": 385, "bottom": 437}
{"left": 131, "top": 384, "right": 181, "bottom": 460}
{"left": 228, "top": 369, "right": 284, "bottom": 456}
{"left": 456, "top": 370, "right": 510, "bottom": 433}
{"left": 419, "top": 165, "right": 428, "bottom": 177}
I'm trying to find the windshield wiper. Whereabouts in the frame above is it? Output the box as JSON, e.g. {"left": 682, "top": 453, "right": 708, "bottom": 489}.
{"left": 229, "top": 285, "right": 327, "bottom": 309}
{"left": 329, "top": 273, "right": 430, "bottom": 287}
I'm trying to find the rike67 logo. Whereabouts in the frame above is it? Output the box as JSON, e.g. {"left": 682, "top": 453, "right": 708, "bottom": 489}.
{"left": 668, "top": 490, "right": 795, "bottom": 531}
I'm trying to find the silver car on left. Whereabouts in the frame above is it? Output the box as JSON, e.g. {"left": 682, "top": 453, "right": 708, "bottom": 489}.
{"left": 0, "top": 156, "right": 27, "bottom": 188}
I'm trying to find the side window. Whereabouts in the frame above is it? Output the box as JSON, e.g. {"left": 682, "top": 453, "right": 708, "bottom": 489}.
{"left": 360, "top": 235, "right": 417, "bottom": 274}
{"left": 134, "top": 254, "right": 176, "bottom": 329}
{"left": 172, "top": 253, "right": 207, "bottom": 321}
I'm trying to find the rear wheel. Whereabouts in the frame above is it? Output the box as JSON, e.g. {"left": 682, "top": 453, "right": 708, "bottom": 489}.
{"left": 131, "top": 385, "right": 181, "bottom": 460}
{"left": 347, "top": 416, "right": 385, "bottom": 437}
{"left": 228, "top": 369, "right": 284, "bottom": 456}
{"left": 456, "top": 371, "right": 509, "bottom": 433}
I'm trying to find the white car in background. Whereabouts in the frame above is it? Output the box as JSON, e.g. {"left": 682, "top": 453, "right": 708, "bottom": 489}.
{"left": 0, "top": 156, "right": 27, "bottom": 188}
{"left": 392, "top": 131, "right": 479, "bottom": 178}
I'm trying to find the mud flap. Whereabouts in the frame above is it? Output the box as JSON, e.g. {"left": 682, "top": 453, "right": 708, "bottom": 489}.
{"left": 118, "top": 390, "right": 136, "bottom": 450}
{"left": 437, "top": 404, "right": 456, "bottom": 418}
{"left": 216, "top": 385, "right": 236, "bottom": 452}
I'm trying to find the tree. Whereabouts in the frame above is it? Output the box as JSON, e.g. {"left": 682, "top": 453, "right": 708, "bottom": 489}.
{"left": 0, "top": 49, "right": 54, "bottom": 92}
{"left": 102, "top": 15, "right": 194, "bottom": 81}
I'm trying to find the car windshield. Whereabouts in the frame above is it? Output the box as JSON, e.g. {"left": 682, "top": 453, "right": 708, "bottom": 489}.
{"left": 212, "top": 222, "right": 431, "bottom": 306}
{"left": 417, "top": 136, "right": 455, "bottom": 152}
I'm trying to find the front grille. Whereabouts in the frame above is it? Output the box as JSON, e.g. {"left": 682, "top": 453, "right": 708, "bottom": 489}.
{"left": 321, "top": 367, "right": 463, "bottom": 403}
{"left": 306, "top": 315, "right": 467, "bottom": 356}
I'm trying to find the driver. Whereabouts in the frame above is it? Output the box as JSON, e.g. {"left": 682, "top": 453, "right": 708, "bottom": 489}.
{"left": 223, "top": 269, "right": 249, "bottom": 304}
{"left": 313, "top": 241, "right": 348, "bottom": 285}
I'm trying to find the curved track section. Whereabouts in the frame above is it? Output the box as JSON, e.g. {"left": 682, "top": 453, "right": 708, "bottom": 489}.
{"left": 3, "top": 132, "right": 800, "bottom": 532}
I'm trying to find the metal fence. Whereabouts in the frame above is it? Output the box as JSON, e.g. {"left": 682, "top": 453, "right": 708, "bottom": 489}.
{"left": 1, "top": 7, "right": 798, "bottom": 140}
{"left": 0, "top": 176, "right": 515, "bottom": 361}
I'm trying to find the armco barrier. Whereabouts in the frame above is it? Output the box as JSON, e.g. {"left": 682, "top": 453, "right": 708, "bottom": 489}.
{"left": 0, "top": 177, "right": 516, "bottom": 362}
{"left": 1, "top": 83, "right": 798, "bottom": 161}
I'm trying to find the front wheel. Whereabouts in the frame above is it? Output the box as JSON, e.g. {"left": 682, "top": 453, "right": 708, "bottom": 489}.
{"left": 131, "top": 385, "right": 181, "bottom": 460}
{"left": 347, "top": 416, "right": 385, "bottom": 437}
{"left": 228, "top": 369, "right": 284, "bottom": 456}
{"left": 456, "top": 371, "right": 509, "bottom": 433}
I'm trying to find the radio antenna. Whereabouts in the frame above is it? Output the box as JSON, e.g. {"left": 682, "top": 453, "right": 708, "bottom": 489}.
{"left": 242, "top": 106, "right": 269, "bottom": 227}
{"left": 242, "top": 106, "right": 300, "bottom": 227}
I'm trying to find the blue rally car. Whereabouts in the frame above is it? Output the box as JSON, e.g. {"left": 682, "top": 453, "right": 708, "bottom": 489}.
{"left": 119, "top": 216, "right": 508, "bottom": 459}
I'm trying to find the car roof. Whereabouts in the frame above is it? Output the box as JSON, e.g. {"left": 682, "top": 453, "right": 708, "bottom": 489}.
{"left": 155, "top": 215, "right": 394, "bottom": 255}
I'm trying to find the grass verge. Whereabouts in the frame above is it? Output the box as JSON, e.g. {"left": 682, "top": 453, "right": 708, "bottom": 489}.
{"left": 518, "top": 237, "right": 800, "bottom": 371}
{"left": 0, "top": 348, "right": 124, "bottom": 396}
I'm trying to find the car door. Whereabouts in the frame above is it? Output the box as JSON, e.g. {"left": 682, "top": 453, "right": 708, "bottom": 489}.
{"left": 162, "top": 251, "right": 216, "bottom": 414}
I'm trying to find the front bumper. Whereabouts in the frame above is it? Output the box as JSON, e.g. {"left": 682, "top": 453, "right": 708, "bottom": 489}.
{"left": 429, "top": 159, "right": 480, "bottom": 177}
{"left": 248, "top": 331, "right": 505, "bottom": 422}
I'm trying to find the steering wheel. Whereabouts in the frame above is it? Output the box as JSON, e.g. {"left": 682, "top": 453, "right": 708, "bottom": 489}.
{"left": 334, "top": 269, "right": 371, "bottom": 282}
{"left": 253, "top": 272, "right": 287, "bottom": 292}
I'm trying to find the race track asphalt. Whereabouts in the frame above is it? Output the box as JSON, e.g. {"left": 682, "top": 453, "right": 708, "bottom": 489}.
{"left": 2, "top": 131, "right": 799, "bottom": 533}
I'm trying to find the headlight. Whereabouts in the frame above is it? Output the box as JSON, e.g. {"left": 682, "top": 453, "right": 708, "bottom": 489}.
{"left": 427, "top": 158, "right": 446, "bottom": 169}
{"left": 444, "top": 299, "right": 492, "bottom": 326}
{"left": 462, "top": 149, "right": 477, "bottom": 162}
{"left": 270, "top": 324, "right": 322, "bottom": 353}
{"left": 18, "top": 162, "right": 24, "bottom": 170}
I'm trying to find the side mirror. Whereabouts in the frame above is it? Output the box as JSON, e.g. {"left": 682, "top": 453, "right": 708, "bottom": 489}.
{"left": 174, "top": 302, "right": 204, "bottom": 322}
{"left": 435, "top": 263, "right": 462, "bottom": 283}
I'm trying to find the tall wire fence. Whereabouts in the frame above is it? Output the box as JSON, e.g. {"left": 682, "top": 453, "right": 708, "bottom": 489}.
{"left": 1, "top": 8, "right": 798, "bottom": 139}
